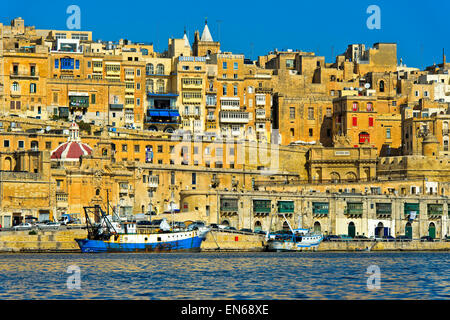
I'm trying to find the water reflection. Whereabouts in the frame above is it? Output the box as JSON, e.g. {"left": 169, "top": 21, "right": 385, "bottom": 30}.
{"left": 0, "top": 252, "right": 448, "bottom": 299}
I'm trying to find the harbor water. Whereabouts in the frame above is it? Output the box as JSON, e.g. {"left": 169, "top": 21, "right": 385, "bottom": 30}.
{"left": 0, "top": 252, "right": 449, "bottom": 300}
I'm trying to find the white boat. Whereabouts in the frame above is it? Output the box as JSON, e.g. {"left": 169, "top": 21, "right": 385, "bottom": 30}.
{"left": 265, "top": 214, "right": 323, "bottom": 252}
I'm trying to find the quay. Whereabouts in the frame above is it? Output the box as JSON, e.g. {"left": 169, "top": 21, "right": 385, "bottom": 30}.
{"left": 0, "top": 228, "right": 449, "bottom": 253}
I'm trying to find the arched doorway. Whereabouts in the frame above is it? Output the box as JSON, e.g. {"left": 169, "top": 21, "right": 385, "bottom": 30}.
{"left": 4, "top": 157, "right": 13, "bottom": 171}
{"left": 313, "top": 221, "right": 321, "bottom": 233}
{"left": 254, "top": 221, "right": 262, "bottom": 232}
{"left": 428, "top": 222, "right": 436, "bottom": 239}
{"left": 221, "top": 220, "right": 229, "bottom": 227}
{"left": 405, "top": 222, "right": 412, "bottom": 239}
{"left": 375, "top": 222, "right": 384, "bottom": 238}
{"left": 348, "top": 222, "right": 356, "bottom": 238}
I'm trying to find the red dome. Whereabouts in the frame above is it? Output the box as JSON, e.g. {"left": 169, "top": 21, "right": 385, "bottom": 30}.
{"left": 50, "top": 121, "right": 92, "bottom": 161}
{"left": 50, "top": 141, "right": 92, "bottom": 161}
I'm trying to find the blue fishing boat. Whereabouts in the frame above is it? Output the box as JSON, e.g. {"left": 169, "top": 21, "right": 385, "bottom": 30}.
{"left": 75, "top": 206, "right": 209, "bottom": 253}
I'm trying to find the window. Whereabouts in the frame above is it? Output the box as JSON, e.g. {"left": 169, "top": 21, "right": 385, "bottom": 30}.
{"left": 352, "top": 102, "right": 358, "bottom": 111}
{"left": 308, "top": 107, "right": 314, "bottom": 120}
{"left": 424, "top": 91, "right": 429, "bottom": 97}
{"left": 248, "top": 86, "right": 254, "bottom": 94}
{"left": 30, "top": 83, "right": 36, "bottom": 93}
{"left": 233, "top": 85, "right": 238, "bottom": 96}
{"left": 290, "top": 107, "right": 295, "bottom": 119}
{"left": 367, "top": 103, "right": 373, "bottom": 111}
{"left": 91, "top": 94, "right": 96, "bottom": 104}
{"left": 136, "top": 83, "right": 140, "bottom": 90}
{"left": 194, "top": 66, "right": 201, "bottom": 71}
{"left": 386, "top": 128, "right": 391, "bottom": 139}
{"left": 368, "top": 117, "right": 374, "bottom": 127}
{"left": 309, "top": 128, "right": 313, "bottom": 137}
{"left": 223, "top": 85, "right": 227, "bottom": 95}
{"left": 182, "top": 65, "right": 189, "bottom": 71}
{"left": 286, "top": 59, "right": 294, "bottom": 68}
{"left": 136, "top": 69, "right": 141, "bottom": 77}
{"left": 45, "top": 141, "right": 51, "bottom": 149}
{"left": 146, "top": 64, "right": 154, "bottom": 75}
{"left": 233, "top": 62, "right": 238, "bottom": 70}
{"left": 12, "top": 82, "right": 19, "bottom": 92}
{"left": 137, "top": 98, "right": 140, "bottom": 106}
{"left": 352, "top": 116, "right": 358, "bottom": 126}
{"left": 379, "top": 80, "right": 385, "bottom": 92}
{"left": 192, "top": 173, "right": 197, "bottom": 185}
{"left": 222, "top": 62, "right": 227, "bottom": 69}
{"left": 18, "top": 141, "right": 24, "bottom": 149}
{"left": 122, "top": 144, "right": 127, "bottom": 152}
{"left": 134, "top": 145, "right": 140, "bottom": 152}
{"left": 415, "top": 91, "right": 419, "bottom": 97}
{"left": 4, "top": 140, "right": 9, "bottom": 147}
{"left": 55, "top": 59, "right": 59, "bottom": 69}
{"left": 53, "top": 92, "right": 58, "bottom": 104}
{"left": 156, "top": 64, "right": 164, "bottom": 75}
{"left": 158, "top": 145, "right": 163, "bottom": 153}
{"left": 75, "top": 60, "right": 80, "bottom": 69}
{"left": 290, "top": 128, "right": 295, "bottom": 137}
{"left": 233, "top": 74, "right": 238, "bottom": 79}
{"left": 359, "top": 132, "right": 370, "bottom": 143}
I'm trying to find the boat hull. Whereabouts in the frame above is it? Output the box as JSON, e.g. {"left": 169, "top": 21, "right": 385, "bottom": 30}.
{"left": 266, "top": 235, "right": 323, "bottom": 252}
{"left": 75, "top": 231, "right": 205, "bottom": 253}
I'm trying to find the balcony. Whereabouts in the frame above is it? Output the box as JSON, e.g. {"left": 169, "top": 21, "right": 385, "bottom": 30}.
{"left": 10, "top": 71, "right": 39, "bottom": 79}
{"left": 404, "top": 203, "right": 420, "bottom": 218}
{"left": 220, "top": 97, "right": 240, "bottom": 110}
{"left": 277, "top": 201, "right": 294, "bottom": 214}
{"left": 56, "top": 192, "right": 68, "bottom": 207}
{"left": 253, "top": 200, "right": 271, "bottom": 215}
{"left": 148, "top": 176, "right": 159, "bottom": 189}
{"left": 313, "top": 202, "right": 329, "bottom": 216}
{"left": 220, "top": 199, "right": 239, "bottom": 212}
{"left": 145, "top": 109, "right": 180, "bottom": 124}
{"left": 219, "top": 111, "right": 249, "bottom": 124}
{"left": 207, "top": 115, "right": 215, "bottom": 121}
{"left": 255, "top": 87, "right": 273, "bottom": 94}
{"left": 443, "top": 128, "right": 449, "bottom": 135}
{"left": 182, "top": 110, "right": 201, "bottom": 118}
{"left": 376, "top": 203, "right": 392, "bottom": 218}
{"left": 427, "top": 204, "right": 443, "bottom": 217}
{"left": 344, "top": 203, "right": 363, "bottom": 217}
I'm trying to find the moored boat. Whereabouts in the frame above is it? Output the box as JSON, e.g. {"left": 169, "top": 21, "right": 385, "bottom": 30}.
{"left": 75, "top": 206, "right": 209, "bottom": 253}
{"left": 265, "top": 214, "right": 323, "bottom": 252}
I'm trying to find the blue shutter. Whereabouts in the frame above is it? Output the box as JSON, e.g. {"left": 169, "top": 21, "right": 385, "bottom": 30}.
{"left": 75, "top": 60, "right": 80, "bottom": 69}
{"left": 55, "top": 59, "right": 59, "bottom": 68}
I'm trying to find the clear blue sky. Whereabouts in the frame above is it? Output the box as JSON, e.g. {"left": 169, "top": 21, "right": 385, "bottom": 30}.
{"left": 3, "top": 0, "right": 449, "bottom": 69}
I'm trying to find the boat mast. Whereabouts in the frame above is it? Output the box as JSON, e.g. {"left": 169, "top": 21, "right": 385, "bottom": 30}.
{"left": 282, "top": 213, "right": 295, "bottom": 234}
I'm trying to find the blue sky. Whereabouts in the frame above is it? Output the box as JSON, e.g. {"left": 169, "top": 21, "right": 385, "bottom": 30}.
{"left": 3, "top": 0, "right": 449, "bottom": 69}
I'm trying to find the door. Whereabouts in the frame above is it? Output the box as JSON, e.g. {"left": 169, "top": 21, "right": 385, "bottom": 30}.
{"left": 405, "top": 222, "right": 412, "bottom": 239}
{"left": 429, "top": 223, "right": 436, "bottom": 239}
{"left": 348, "top": 222, "right": 356, "bottom": 238}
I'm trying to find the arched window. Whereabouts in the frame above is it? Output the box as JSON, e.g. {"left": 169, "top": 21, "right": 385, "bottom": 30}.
{"left": 379, "top": 80, "right": 385, "bottom": 92}
{"left": 346, "top": 172, "right": 357, "bottom": 182}
{"left": 146, "top": 64, "right": 154, "bottom": 75}
{"left": 254, "top": 221, "right": 262, "bottom": 232}
{"left": 330, "top": 172, "right": 340, "bottom": 183}
{"left": 12, "top": 82, "right": 19, "bottom": 92}
{"left": 156, "top": 64, "right": 164, "bottom": 75}
{"left": 156, "top": 80, "right": 165, "bottom": 93}
{"left": 4, "top": 157, "right": 13, "bottom": 171}
{"left": 146, "top": 79, "right": 154, "bottom": 93}
{"left": 221, "top": 220, "right": 230, "bottom": 226}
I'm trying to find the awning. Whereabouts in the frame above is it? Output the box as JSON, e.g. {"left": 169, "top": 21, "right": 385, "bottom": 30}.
{"left": 148, "top": 111, "right": 160, "bottom": 116}
{"left": 169, "top": 110, "right": 180, "bottom": 117}
{"left": 159, "top": 110, "right": 170, "bottom": 117}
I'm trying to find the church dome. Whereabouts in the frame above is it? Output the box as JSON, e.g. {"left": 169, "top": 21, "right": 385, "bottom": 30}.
{"left": 50, "top": 122, "right": 92, "bottom": 161}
